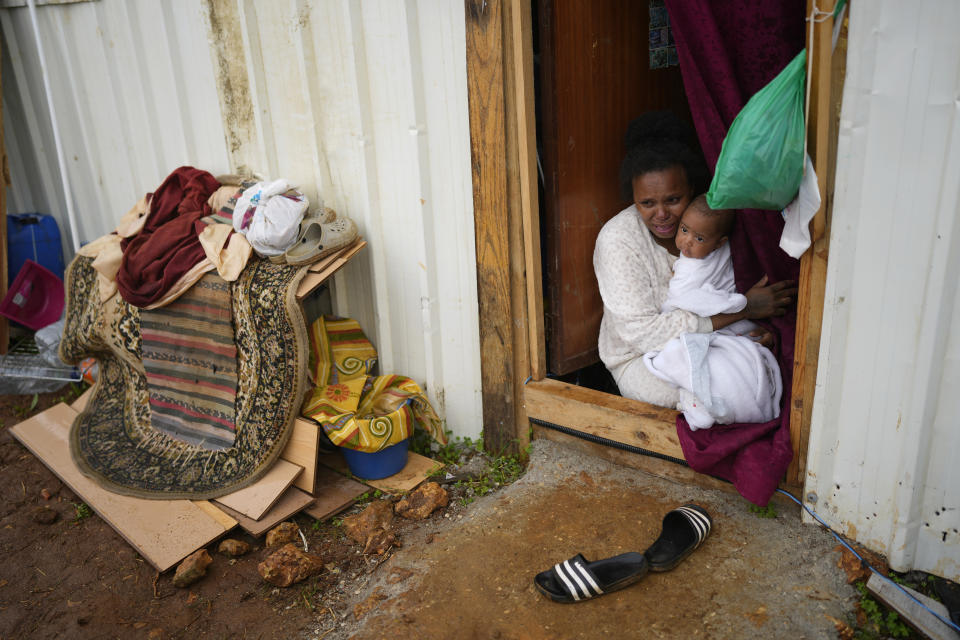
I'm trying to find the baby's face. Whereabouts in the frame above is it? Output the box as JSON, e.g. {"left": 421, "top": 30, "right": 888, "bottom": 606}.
{"left": 676, "top": 210, "right": 728, "bottom": 259}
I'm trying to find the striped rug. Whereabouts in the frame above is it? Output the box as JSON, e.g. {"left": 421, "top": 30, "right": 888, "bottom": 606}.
{"left": 140, "top": 272, "right": 238, "bottom": 450}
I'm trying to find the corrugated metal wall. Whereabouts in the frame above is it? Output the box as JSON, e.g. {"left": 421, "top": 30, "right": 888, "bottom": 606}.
{"left": 1, "top": 0, "right": 483, "bottom": 438}
{"left": 806, "top": 0, "right": 960, "bottom": 580}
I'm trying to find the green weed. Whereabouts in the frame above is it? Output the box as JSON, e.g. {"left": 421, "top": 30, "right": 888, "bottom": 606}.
{"left": 748, "top": 503, "right": 777, "bottom": 518}
{"left": 854, "top": 582, "right": 912, "bottom": 639}
{"left": 72, "top": 502, "right": 93, "bottom": 524}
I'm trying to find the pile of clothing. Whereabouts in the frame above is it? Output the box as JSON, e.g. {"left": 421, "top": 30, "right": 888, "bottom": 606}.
{"left": 79, "top": 166, "right": 358, "bottom": 309}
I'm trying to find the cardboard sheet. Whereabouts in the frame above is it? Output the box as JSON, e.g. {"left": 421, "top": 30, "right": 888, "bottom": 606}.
{"left": 10, "top": 403, "right": 236, "bottom": 572}
{"left": 214, "top": 487, "right": 315, "bottom": 537}
{"left": 319, "top": 450, "right": 441, "bottom": 493}
{"left": 214, "top": 458, "right": 303, "bottom": 520}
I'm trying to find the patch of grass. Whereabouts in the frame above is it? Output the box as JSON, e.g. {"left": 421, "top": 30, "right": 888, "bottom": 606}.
{"left": 854, "top": 582, "right": 912, "bottom": 639}
{"left": 72, "top": 502, "right": 93, "bottom": 524}
{"left": 748, "top": 503, "right": 777, "bottom": 518}
{"left": 12, "top": 395, "right": 39, "bottom": 418}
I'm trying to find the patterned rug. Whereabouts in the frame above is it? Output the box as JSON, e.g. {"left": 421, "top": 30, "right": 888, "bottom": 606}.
{"left": 60, "top": 255, "right": 309, "bottom": 500}
{"left": 140, "top": 273, "right": 238, "bottom": 450}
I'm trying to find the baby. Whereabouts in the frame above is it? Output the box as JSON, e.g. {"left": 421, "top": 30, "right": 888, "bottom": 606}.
{"left": 643, "top": 196, "right": 783, "bottom": 430}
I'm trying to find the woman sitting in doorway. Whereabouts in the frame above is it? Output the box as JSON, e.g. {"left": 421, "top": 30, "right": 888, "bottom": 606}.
{"left": 593, "top": 111, "right": 796, "bottom": 407}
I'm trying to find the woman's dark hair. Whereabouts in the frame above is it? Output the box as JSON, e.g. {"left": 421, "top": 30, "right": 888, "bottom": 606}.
{"left": 619, "top": 111, "right": 709, "bottom": 201}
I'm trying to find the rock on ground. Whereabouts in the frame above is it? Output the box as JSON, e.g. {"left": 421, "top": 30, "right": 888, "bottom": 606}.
{"left": 265, "top": 521, "right": 300, "bottom": 548}
{"left": 217, "top": 539, "right": 251, "bottom": 557}
{"left": 257, "top": 543, "right": 323, "bottom": 587}
{"left": 172, "top": 549, "right": 212, "bottom": 588}
{"left": 394, "top": 482, "right": 448, "bottom": 520}
{"left": 342, "top": 500, "right": 394, "bottom": 544}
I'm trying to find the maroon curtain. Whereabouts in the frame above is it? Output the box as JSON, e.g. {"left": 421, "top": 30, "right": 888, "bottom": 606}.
{"left": 664, "top": 0, "right": 805, "bottom": 505}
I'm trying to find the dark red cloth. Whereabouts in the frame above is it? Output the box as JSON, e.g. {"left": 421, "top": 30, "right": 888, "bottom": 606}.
{"left": 116, "top": 166, "right": 220, "bottom": 308}
{"left": 664, "top": 1, "right": 805, "bottom": 505}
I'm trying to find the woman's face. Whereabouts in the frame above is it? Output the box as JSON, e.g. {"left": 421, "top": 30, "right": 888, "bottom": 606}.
{"left": 631, "top": 166, "right": 693, "bottom": 242}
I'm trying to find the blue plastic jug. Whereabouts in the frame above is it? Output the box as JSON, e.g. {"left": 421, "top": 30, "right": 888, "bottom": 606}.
{"left": 7, "top": 213, "right": 65, "bottom": 287}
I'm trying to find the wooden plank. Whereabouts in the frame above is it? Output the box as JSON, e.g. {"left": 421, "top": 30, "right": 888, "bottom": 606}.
{"left": 214, "top": 458, "right": 302, "bottom": 521}
{"left": 214, "top": 487, "right": 315, "bottom": 538}
{"left": 789, "top": 0, "right": 841, "bottom": 486}
{"left": 71, "top": 385, "right": 94, "bottom": 413}
{"left": 524, "top": 378, "right": 685, "bottom": 460}
{"left": 866, "top": 573, "right": 960, "bottom": 640}
{"left": 0, "top": 42, "right": 7, "bottom": 355}
{"left": 280, "top": 418, "right": 320, "bottom": 493}
{"left": 511, "top": 0, "right": 545, "bottom": 383}
{"left": 302, "top": 466, "right": 369, "bottom": 522}
{"left": 465, "top": 0, "right": 521, "bottom": 453}
{"left": 318, "top": 450, "right": 442, "bottom": 494}
{"left": 295, "top": 238, "right": 367, "bottom": 301}
{"left": 10, "top": 403, "right": 235, "bottom": 572}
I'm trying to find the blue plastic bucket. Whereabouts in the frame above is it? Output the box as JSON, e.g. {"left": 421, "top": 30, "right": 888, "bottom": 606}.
{"left": 341, "top": 438, "right": 409, "bottom": 480}
{"left": 7, "top": 214, "right": 65, "bottom": 287}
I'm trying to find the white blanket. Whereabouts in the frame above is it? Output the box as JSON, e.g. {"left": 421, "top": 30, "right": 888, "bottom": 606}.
{"left": 643, "top": 331, "right": 782, "bottom": 430}
{"left": 662, "top": 243, "right": 747, "bottom": 317}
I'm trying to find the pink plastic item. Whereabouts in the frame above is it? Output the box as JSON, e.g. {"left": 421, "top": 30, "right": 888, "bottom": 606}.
{"left": 0, "top": 259, "right": 65, "bottom": 330}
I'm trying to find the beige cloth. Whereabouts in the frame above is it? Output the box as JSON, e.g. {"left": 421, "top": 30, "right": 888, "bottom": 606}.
{"left": 206, "top": 185, "right": 243, "bottom": 215}
{"left": 77, "top": 234, "right": 123, "bottom": 302}
{"left": 198, "top": 223, "right": 253, "bottom": 282}
{"left": 115, "top": 194, "right": 151, "bottom": 238}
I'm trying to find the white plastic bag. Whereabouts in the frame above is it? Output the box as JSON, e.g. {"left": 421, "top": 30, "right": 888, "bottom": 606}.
{"left": 232, "top": 179, "right": 308, "bottom": 257}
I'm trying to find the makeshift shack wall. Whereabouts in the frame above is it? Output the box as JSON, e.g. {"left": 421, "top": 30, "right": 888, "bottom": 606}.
{"left": 805, "top": 0, "right": 960, "bottom": 581}
{"left": 0, "top": 0, "right": 483, "bottom": 440}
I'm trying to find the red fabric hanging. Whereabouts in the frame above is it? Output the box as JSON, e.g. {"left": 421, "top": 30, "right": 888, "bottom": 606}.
{"left": 664, "top": 0, "right": 805, "bottom": 506}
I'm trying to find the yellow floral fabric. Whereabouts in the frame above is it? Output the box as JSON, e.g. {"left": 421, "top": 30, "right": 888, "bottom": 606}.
{"left": 302, "top": 316, "right": 447, "bottom": 452}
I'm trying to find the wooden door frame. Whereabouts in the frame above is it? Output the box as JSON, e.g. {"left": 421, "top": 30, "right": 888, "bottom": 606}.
{"left": 464, "top": 0, "right": 842, "bottom": 488}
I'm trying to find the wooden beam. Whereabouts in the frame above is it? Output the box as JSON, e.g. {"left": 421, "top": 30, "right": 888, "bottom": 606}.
{"left": 465, "top": 0, "right": 531, "bottom": 453}
{"left": 0, "top": 43, "right": 8, "bottom": 355}
{"left": 524, "top": 378, "right": 684, "bottom": 460}
{"left": 789, "top": 0, "right": 844, "bottom": 486}
{"left": 509, "top": 0, "right": 545, "bottom": 382}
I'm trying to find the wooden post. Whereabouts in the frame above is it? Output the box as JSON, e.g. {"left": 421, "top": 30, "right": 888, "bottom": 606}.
{"left": 464, "top": 0, "right": 537, "bottom": 453}
{"left": 788, "top": 0, "right": 845, "bottom": 486}
{"left": 0, "top": 44, "right": 8, "bottom": 355}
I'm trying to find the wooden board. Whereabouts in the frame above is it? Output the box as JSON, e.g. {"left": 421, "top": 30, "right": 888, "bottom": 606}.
{"left": 280, "top": 418, "right": 321, "bottom": 493}
{"left": 71, "top": 386, "right": 94, "bottom": 413}
{"left": 302, "top": 466, "right": 369, "bottom": 521}
{"left": 213, "top": 487, "right": 315, "bottom": 537}
{"left": 788, "top": 0, "right": 843, "bottom": 487}
{"left": 318, "top": 450, "right": 442, "bottom": 494}
{"left": 866, "top": 573, "right": 960, "bottom": 640}
{"left": 524, "top": 378, "right": 685, "bottom": 460}
{"left": 465, "top": 0, "right": 530, "bottom": 453}
{"left": 214, "top": 459, "right": 302, "bottom": 521}
{"left": 10, "top": 403, "right": 236, "bottom": 572}
{"left": 295, "top": 238, "right": 366, "bottom": 301}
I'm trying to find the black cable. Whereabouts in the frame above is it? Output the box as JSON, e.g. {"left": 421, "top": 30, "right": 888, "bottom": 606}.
{"left": 528, "top": 416, "right": 690, "bottom": 467}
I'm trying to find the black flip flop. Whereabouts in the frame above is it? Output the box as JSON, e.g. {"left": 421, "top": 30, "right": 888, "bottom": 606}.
{"left": 644, "top": 504, "right": 713, "bottom": 572}
{"left": 534, "top": 552, "right": 649, "bottom": 603}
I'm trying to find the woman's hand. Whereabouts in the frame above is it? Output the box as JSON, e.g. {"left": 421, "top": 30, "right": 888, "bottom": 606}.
{"left": 744, "top": 276, "right": 797, "bottom": 319}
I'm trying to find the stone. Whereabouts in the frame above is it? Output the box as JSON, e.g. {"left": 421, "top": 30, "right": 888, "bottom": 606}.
{"left": 217, "top": 538, "right": 251, "bottom": 557}
{"left": 32, "top": 506, "right": 59, "bottom": 525}
{"left": 172, "top": 549, "right": 212, "bottom": 588}
{"left": 257, "top": 543, "right": 324, "bottom": 587}
{"left": 394, "top": 482, "right": 448, "bottom": 520}
{"left": 363, "top": 529, "right": 398, "bottom": 556}
{"left": 342, "top": 500, "right": 394, "bottom": 545}
{"left": 265, "top": 521, "right": 300, "bottom": 548}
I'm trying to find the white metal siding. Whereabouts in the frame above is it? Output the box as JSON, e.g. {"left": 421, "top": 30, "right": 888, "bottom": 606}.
{"left": 806, "top": 0, "right": 960, "bottom": 580}
{"left": 2, "top": 0, "right": 483, "bottom": 439}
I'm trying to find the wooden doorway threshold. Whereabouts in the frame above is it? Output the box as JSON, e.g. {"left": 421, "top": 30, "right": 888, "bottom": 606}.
{"left": 523, "top": 378, "right": 804, "bottom": 497}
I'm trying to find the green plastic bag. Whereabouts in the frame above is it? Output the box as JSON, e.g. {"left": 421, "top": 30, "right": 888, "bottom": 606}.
{"left": 706, "top": 49, "right": 806, "bottom": 211}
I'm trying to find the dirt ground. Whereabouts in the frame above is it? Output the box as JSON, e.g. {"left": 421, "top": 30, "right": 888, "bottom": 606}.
{"left": 0, "top": 386, "right": 881, "bottom": 639}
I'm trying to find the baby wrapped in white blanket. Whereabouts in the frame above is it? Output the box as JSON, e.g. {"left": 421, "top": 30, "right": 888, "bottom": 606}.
{"left": 642, "top": 201, "right": 782, "bottom": 430}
